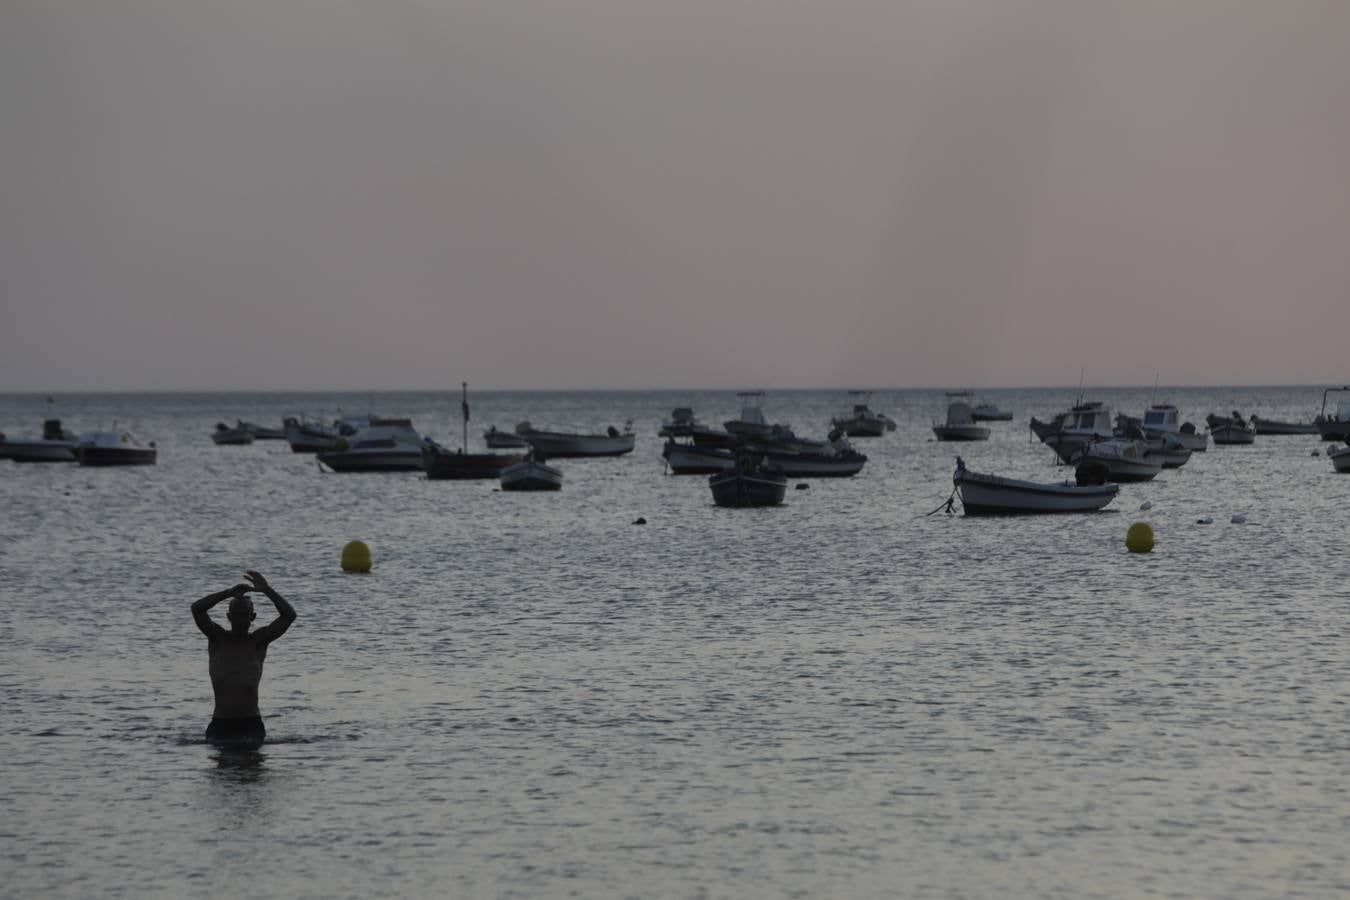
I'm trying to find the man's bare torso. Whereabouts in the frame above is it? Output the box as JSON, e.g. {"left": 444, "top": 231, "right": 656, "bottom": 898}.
{"left": 208, "top": 632, "right": 268, "bottom": 718}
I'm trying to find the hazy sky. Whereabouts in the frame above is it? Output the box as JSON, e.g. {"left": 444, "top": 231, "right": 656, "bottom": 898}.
{"left": 2, "top": 1, "right": 1348, "bottom": 391}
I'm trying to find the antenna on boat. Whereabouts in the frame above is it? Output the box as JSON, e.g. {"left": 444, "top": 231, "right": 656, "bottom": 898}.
{"left": 1152, "top": 372, "right": 1159, "bottom": 406}
{"left": 461, "top": 382, "right": 470, "bottom": 453}
{"left": 1075, "top": 368, "right": 1085, "bottom": 407}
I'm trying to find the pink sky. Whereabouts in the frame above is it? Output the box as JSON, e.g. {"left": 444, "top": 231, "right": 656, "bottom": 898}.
{"left": 2, "top": 1, "right": 1348, "bottom": 390}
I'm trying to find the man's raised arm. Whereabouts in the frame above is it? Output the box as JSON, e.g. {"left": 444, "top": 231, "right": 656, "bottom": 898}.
{"left": 191, "top": 585, "right": 244, "bottom": 637}
{"left": 245, "top": 571, "right": 296, "bottom": 644}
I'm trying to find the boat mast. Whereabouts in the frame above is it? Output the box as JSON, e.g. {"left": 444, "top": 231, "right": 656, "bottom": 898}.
{"left": 461, "top": 382, "right": 470, "bottom": 453}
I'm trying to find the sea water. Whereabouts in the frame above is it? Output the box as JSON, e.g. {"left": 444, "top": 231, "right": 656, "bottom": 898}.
{"left": 2, "top": 386, "right": 1348, "bottom": 898}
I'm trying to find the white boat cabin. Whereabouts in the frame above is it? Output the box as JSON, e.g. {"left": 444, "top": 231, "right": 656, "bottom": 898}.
{"left": 1142, "top": 404, "right": 1181, "bottom": 432}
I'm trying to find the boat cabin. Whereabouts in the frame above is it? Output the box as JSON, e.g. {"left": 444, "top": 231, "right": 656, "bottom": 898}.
{"left": 1143, "top": 405, "right": 1180, "bottom": 431}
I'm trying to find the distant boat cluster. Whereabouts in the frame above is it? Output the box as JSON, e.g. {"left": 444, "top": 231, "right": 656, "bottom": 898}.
{"left": 5, "top": 386, "right": 1349, "bottom": 505}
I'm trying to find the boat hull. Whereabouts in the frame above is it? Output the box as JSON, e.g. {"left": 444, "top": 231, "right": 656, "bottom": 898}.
{"left": 317, "top": 451, "right": 425, "bottom": 472}
{"left": 932, "top": 424, "right": 990, "bottom": 441}
{"left": 519, "top": 431, "right": 635, "bottom": 457}
{"left": 1331, "top": 446, "right": 1350, "bottom": 473}
{"left": 1315, "top": 419, "right": 1350, "bottom": 441}
{"left": 284, "top": 419, "right": 339, "bottom": 453}
{"left": 709, "top": 470, "right": 787, "bottom": 507}
{"left": 2, "top": 440, "right": 78, "bottom": 462}
{"left": 500, "top": 461, "right": 563, "bottom": 490}
{"left": 1210, "top": 425, "right": 1256, "bottom": 445}
{"left": 1251, "top": 417, "right": 1318, "bottom": 435}
{"left": 77, "top": 447, "right": 157, "bottom": 466}
{"left": 423, "top": 448, "right": 523, "bottom": 479}
{"left": 970, "top": 407, "right": 1013, "bottom": 422}
{"left": 663, "top": 442, "right": 735, "bottom": 475}
{"left": 484, "top": 428, "right": 530, "bottom": 449}
{"left": 955, "top": 468, "right": 1118, "bottom": 515}
{"left": 762, "top": 451, "right": 867, "bottom": 478}
{"left": 211, "top": 430, "right": 255, "bottom": 446}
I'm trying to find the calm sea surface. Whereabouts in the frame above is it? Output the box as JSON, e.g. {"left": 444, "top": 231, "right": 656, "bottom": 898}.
{"left": 2, "top": 387, "right": 1348, "bottom": 898}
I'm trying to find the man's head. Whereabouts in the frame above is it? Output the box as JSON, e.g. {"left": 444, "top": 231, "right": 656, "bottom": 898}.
{"left": 227, "top": 595, "right": 256, "bottom": 630}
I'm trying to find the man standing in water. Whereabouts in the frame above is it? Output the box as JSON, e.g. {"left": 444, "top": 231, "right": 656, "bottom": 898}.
{"left": 191, "top": 570, "right": 296, "bottom": 746}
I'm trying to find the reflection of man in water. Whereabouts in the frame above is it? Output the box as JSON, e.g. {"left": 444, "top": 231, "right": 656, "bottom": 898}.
{"left": 191, "top": 571, "right": 296, "bottom": 746}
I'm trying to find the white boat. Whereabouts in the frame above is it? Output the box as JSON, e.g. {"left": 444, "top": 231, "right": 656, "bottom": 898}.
{"left": 970, "top": 401, "right": 1014, "bottom": 422}
{"left": 1314, "top": 386, "right": 1350, "bottom": 441}
{"left": 1330, "top": 444, "right": 1350, "bottom": 473}
{"left": 1072, "top": 437, "right": 1162, "bottom": 483}
{"left": 723, "top": 392, "right": 784, "bottom": 440}
{"left": 1207, "top": 411, "right": 1256, "bottom": 445}
{"left": 662, "top": 440, "right": 735, "bottom": 474}
{"left": 953, "top": 458, "right": 1118, "bottom": 515}
{"left": 932, "top": 394, "right": 990, "bottom": 442}
{"left": 1113, "top": 414, "right": 1191, "bottom": 468}
{"left": 237, "top": 420, "right": 286, "bottom": 440}
{"left": 830, "top": 392, "right": 896, "bottom": 437}
{"left": 317, "top": 419, "right": 427, "bottom": 472}
{"left": 484, "top": 425, "right": 531, "bottom": 449}
{"left": 1131, "top": 404, "right": 1208, "bottom": 452}
{"left": 658, "top": 407, "right": 702, "bottom": 437}
{"left": 1030, "top": 401, "right": 1114, "bottom": 463}
{"left": 517, "top": 421, "right": 635, "bottom": 457}
{"left": 210, "top": 422, "right": 256, "bottom": 445}
{"left": 499, "top": 452, "right": 563, "bottom": 491}
{"left": 0, "top": 419, "right": 79, "bottom": 462}
{"left": 76, "top": 431, "right": 157, "bottom": 466}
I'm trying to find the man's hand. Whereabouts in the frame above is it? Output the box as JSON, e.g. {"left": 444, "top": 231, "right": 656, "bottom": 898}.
{"left": 244, "top": 571, "right": 271, "bottom": 594}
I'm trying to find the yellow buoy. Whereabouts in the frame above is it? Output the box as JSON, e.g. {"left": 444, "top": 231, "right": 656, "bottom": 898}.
{"left": 1125, "top": 522, "right": 1154, "bottom": 554}
{"left": 341, "top": 540, "right": 372, "bottom": 572}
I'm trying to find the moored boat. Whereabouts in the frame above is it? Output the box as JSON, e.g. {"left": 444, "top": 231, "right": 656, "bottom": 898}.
{"left": 76, "top": 431, "right": 157, "bottom": 466}
{"left": 1030, "top": 401, "right": 1114, "bottom": 463}
{"left": 953, "top": 457, "right": 1118, "bottom": 515}
{"left": 658, "top": 407, "right": 702, "bottom": 437}
{"left": 709, "top": 453, "right": 787, "bottom": 507}
{"left": 499, "top": 452, "right": 563, "bottom": 491}
{"left": 484, "top": 425, "right": 531, "bottom": 449}
{"left": 1251, "top": 416, "right": 1318, "bottom": 436}
{"left": 423, "top": 383, "right": 524, "bottom": 478}
{"left": 1207, "top": 411, "right": 1257, "bottom": 445}
{"left": 932, "top": 394, "right": 990, "bottom": 442}
{"left": 517, "top": 422, "right": 635, "bottom": 457}
{"left": 662, "top": 439, "right": 735, "bottom": 474}
{"left": 1314, "top": 386, "right": 1350, "bottom": 441}
{"left": 830, "top": 391, "right": 896, "bottom": 437}
{"left": 1072, "top": 437, "right": 1162, "bottom": 483}
{"left": 723, "top": 392, "right": 784, "bottom": 440}
{"left": 237, "top": 420, "right": 286, "bottom": 440}
{"left": 210, "top": 422, "right": 256, "bottom": 446}
{"left": 1330, "top": 444, "right": 1350, "bottom": 473}
{"left": 283, "top": 417, "right": 340, "bottom": 453}
{"left": 317, "top": 420, "right": 426, "bottom": 472}
{"left": 970, "top": 401, "right": 1014, "bottom": 422}
{"left": 0, "top": 419, "right": 79, "bottom": 462}
{"left": 1124, "top": 404, "right": 1208, "bottom": 452}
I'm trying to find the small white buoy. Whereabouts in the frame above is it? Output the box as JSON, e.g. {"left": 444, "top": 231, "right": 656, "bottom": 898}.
{"left": 1231, "top": 514, "right": 1247, "bottom": 524}
{"left": 1196, "top": 516, "right": 1213, "bottom": 525}
{"left": 1139, "top": 500, "right": 1153, "bottom": 511}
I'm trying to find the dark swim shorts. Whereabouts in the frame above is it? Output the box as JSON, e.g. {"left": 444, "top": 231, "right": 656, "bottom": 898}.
{"left": 206, "top": 716, "right": 266, "bottom": 746}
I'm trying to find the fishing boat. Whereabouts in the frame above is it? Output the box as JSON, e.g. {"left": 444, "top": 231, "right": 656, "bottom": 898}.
{"left": 283, "top": 417, "right": 340, "bottom": 453}
{"left": 0, "top": 419, "right": 79, "bottom": 462}
{"left": 658, "top": 407, "right": 702, "bottom": 437}
{"left": 499, "top": 451, "right": 563, "bottom": 491}
{"left": 662, "top": 439, "right": 735, "bottom": 474}
{"left": 1314, "top": 386, "right": 1350, "bottom": 441}
{"left": 709, "top": 453, "right": 787, "bottom": 507}
{"left": 517, "top": 422, "right": 635, "bottom": 457}
{"left": 1030, "top": 401, "right": 1114, "bottom": 463}
{"left": 723, "top": 392, "right": 784, "bottom": 440}
{"left": 1206, "top": 411, "right": 1257, "bottom": 445}
{"left": 970, "top": 401, "right": 1014, "bottom": 422}
{"left": 932, "top": 393, "right": 990, "bottom": 442}
{"left": 316, "top": 420, "right": 426, "bottom": 472}
{"left": 830, "top": 391, "right": 897, "bottom": 437}
{"left": 210, "top": 422, "right": 256, "bottom": 446}
{"left": 952, "top": 457, "right": 1118, "bottom": 515}
{"left": 1072, "top": 437, "right": 1162, "bottom": 483}
{"left": 1330, "top": 444, "right": 1350, "bottom": 473}
{"left": 1124, "top": 404, "right": 1208, "bottom": 452}
{"left": 76, "top": 431, "right": 157, "bottom": 466}
{"left": 237, "top": 420, "right": 286, "bottom": 440}
{"left": 1250, "top": 416, "right": 1319, "bottom": 436}
{"left": 423, "top": 384, "right": 524, "bottom": 479}
{"left": 484, "top": 425, "right": 531, "bottom": 449}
